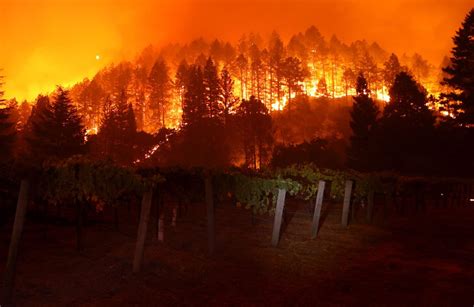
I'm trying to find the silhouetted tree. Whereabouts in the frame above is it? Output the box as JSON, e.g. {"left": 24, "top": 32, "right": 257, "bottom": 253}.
{"left": 411, "top": 53, "right": 430, "bottom": 81}
{"left": 317, "top": 78, "right": 329, "bottom": 97}
{"left": 347, "top": 73, "right": 379, "bottom": 171}
{"left": 26, "top": 87, "right": 85, "bottom": 163}
{"left": 269, "top": 32, "right": 285, "bottom": 105}
{"left": 442, "top": 8, "right": 474, "bottom": 125}
{"left": 357, "top": 51, "right": 378, "bottom": 92}
{"left": 281, "top": 56, "right": 308, "bottom": 104}
{"left": 342, "top": 68, "right": 356, "bottom": 97}
{"left": 236, "top": 96, "right": 273, "bottom": 169}
{"left": 0, "top": 76, "right": 16, "bottom": 161}
{"left": 149, "top": 58, "right": 172, "bottom": 128}
{"left": 182, "top": 65, "right": 207, "bottom": 128}
{"left": 175, "top": 60, "right": 190, "bottom": 107}
{"left": 383, "top": 53, "right": 402, "bottom": 89}
{"left": 235, "top": 53, "right": 248, "bottom": 99}
{"left": 95, "top": 92, "right": 137, "bottom": 165}
{"left": 219, "top": 67, "right": 238, "bottom": 124}
{"left": 203, "top": 57, "right": 222, "bottom": 118}
{"left": 376, "top": 72, "right": 435, "bottom": 173}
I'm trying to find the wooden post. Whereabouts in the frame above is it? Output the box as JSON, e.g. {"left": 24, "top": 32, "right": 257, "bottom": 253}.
{"left": 172, "top": 206, "right": 177, "bottom": 227}
{"left": 1, "top": 179, "right": 30, "bottom": 305}
{"left": 75, "top": 201, "right": 84, "bottom": 252}
{"left": 205, "top": 175, "right": 215, "bottom": 255}
{"left": 311, "top": 181, "right": 326, "bottom": 239}
{"left": 366, "top": 189, "right": 375, "bottom": 223}
{"left": 114, "top": 206, "right": 119, "bottom": 230}
{"left": 271, "top": 189, "right": 287, "bottom": 247}
{"left": 383, "top": 192, "right": 391, "bottom": 221}
{"left": 341, "top": 180, "right": 353, "bottom": 227}
{"left": 133, "top": 189, "right": 153, "bottom": 273}
{"left": 158, "top": 211, "right": 164, "bottom": 242}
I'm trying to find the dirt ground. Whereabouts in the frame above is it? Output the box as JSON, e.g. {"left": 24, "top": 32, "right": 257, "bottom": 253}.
{"left": 1, "top": 198, "right": 473, "bottom": 306}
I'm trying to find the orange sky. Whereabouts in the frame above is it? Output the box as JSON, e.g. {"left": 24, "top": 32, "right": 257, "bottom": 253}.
{"left": 1, "top": 0, "right": 472, "bottom": 101}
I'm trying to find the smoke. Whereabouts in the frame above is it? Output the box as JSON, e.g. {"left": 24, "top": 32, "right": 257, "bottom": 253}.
{"left": 1, "top": 0, "right": 471, "bottom": 100}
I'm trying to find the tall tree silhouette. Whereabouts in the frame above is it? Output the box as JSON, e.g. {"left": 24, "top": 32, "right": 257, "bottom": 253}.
{"left": 442, "top": 8, "right": 474, "bottom": 125}
{"left": 235, "top": 53, "right": 248, "bottom": 99}
{"left": 219, "top": 67, "right": 238, "bottom": 124}
{"left": 281, "top": 56, "right": 308, "bottom": 104}
{"left": 26, "top": 87, "right": 85, "bottom": 163}
{"left": 347, "top": 73, "right": 379, "bottom": 171}
{"left": 342, "top": 68, "right": 356, "bottom": 97}
{"left": 0, "top": 75, "right": 16, "bottom": 161}
{"left": 149, "top": 58, "right": 171, "bottom": 129}
{"left": 175, "top": 60, "right": 190, "bottom": 108}
{"left": 236, "top": 96, "right": 273, "bottom": 169}
{"left": 203, "top": 57, "right": 222, "bottom": 118}
{"left": 383, "top": 53, "right": 402, "bottom": 89}
{"left": 377, "top": 72, "right": 435, "bottom": 172}
{"left": 269, "top": 32, "right": 285, "bottom": 105}
{"left": 95, "top": 92, "right": 137, "bottom": 165}
{"left": 182, "top": 65, "right": 207, "bottom": 128}
{"left": 317, "top": 78, "right": 329, "bottom": 97}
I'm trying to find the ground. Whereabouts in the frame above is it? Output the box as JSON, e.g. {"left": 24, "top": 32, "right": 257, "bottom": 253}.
{"left": 1, "top": 198, "right": 473, "bottom": 306}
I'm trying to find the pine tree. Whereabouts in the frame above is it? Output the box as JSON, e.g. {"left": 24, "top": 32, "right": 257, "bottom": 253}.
{"left": 175, "top": 60, "right": 190, "bottom": 107}
{"left": 235, "top": 53, "right": 248, "bottom": 99}
{"left": 96, "top": 93, "right": 137, "bottom": 165}
{"left": 385, "top": 72, "right": 433, "bottom": 125}
{"left": 383, "top": 53, "right": 402, "bottom": 89}
{"left": 236, "top": 96, "right": 273, "bottom": 169}
{"left": 219, "top": 67, "right": 239, "bottom": 124}
{"left": 182, "top": 65, "right": 207, "bottom": 128}
{"left": 149, "top": 58, "right": 171, "bottom": 129}
{"left": 0, "top": 75, "right": 16, "bottom": 161}
{"left": 442, "top": 8, "right": 474, "bottom": 125}
{"left": 203, "top": 57, "right": 222, "bottom": 118}
{"left": 347, "top": 73, "right": 379, "bottom": 171}
{"left": 281, "top": 56, "right": 308, "bottom": 104}
{"left": 317, "top": 78, "right": 329, "bottom": 97}
{"left": 269, "top": 33, "right": 285, "bottom": 104}
{"left": 26, "top": 87, "right": 85, "bottom": 163}
{"left": 377, "top": 71, "right": 435, "bottom": 172}
{"left": 342, "top": 68, "right": 356, "bottom": 97}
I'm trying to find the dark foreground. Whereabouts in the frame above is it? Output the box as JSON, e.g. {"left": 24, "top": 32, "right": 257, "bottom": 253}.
{"left": 1, "top": 200, "right": 473, "bottom": 306}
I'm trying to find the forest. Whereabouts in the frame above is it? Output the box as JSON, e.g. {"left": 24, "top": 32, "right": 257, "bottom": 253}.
{"left": 0, "top": 7, "right": 473, "bottom": 307}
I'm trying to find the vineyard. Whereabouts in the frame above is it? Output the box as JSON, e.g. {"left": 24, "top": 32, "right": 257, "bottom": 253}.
{"left": 1, "top": 159, "right": 474, "bottom": 305}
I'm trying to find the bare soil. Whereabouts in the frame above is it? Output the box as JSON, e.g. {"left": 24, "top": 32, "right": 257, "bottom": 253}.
{"left": 1, "top": 198, "right": 473, "bottom": 306}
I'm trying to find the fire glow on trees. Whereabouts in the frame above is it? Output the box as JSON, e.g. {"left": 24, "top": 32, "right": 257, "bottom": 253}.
{"left": 65, "top": 30, "right": 446, "bottom": 134}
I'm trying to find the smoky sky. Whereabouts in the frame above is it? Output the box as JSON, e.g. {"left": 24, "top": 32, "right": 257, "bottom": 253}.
{"left": 1, "top": 0, "right": 472, "bottom": 100}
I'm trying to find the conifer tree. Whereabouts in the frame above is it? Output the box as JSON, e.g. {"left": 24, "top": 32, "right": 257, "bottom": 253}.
{"left": 383, "top": 53, "right": 402, "bottom": 89}
{"left": 442, "top": 9, "right": 474, "bottom": 125}
{"left": 219, "top": 67, "right": 238, "bottom": 123}
{"left": 149, "top": 58, "right": 171, "bottom": 128}
{"left": 0, "top": 75, "right": 16, "bottom": 161}
{"left": 203, "top": 57, "right": 222, "bottom": 118}
{"left": 26, "top": 87, "right": 85, "bottom": 163}
{"left": 182, "top": 65, "right": 207, "bottom": 128}
{"left": 347, "top": 73, "right": 379, "bottom": 171}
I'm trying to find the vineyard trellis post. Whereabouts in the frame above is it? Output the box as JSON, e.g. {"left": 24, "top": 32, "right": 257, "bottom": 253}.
{"left": 341, "top": 180, "right": 353, "bottom": 227}
{"left": 133, "top": 188, "right": 153, "bottom": 273}
{"left": 1, "top": 179, "right": 30, "bottom": 305}
{"left": 366, "top": 189, "right": 375, "bottom": 223}
{"left": 205, "top": 174, "right": 215, "bottom": 255}
{"left": 272, "top": 188, "right": 287, "bottom": 247}
{"left": 311, "top": 180, "right": 326, "bottom": 239}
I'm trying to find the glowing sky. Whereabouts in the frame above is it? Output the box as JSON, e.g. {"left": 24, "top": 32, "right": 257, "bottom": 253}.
{"left": 1, "top": 0, "right": 472, "bottom": 101}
